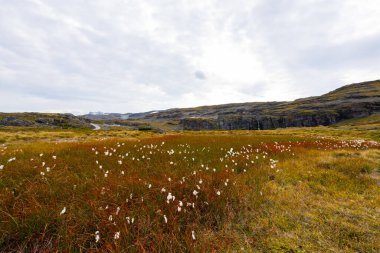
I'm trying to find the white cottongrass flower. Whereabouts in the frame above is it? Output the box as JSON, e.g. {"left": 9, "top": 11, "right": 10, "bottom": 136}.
{"left": 60, "top": 207, "right": 66, "bottom": 215}
{"left": 114, "top": 231, "right": 120, "bottom": 240}
{"left": 95, "top": 231, "right": 100, "bottom": 243}
{"left": 126, "top": 216, "right": 135, "bottom": 224}
{"left": 52, "top": 156, "right": 57, "bottom": 159}
{"left": 216, "top": 191, "right": 221, "bottom": 196}
{"left": 0, "top": 165, "right": 4, "bottom": 170}
{"left": 193, "top": 190, "right": 198, "bottom": 196}
{"left": 161, "top": 188, "right": 166, "bottom": 192}
{"left": 167, "top": 192, "right": 173, "bottom": 201}
{"left": 116, "top": 207, "right": 120, "bottom": 215}
{"left": 163, "top": 215, "right": 168, "bottom": 223}
{"left": 191, "top": 230, "right": 196, "bottom": 240}
{"left": 40, "top": 172, "right": 45, "bottom": 176}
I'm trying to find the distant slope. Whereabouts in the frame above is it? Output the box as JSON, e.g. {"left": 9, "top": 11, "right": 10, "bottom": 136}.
{"left": 131, "top": 80, "right": 380, "bottom": 130}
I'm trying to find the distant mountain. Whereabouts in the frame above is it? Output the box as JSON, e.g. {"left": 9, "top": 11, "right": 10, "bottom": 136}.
{"left": 81, "top": 111, "right": 160, "bottom": 121}
{"left": 82, "top": 112, "right": 133, "bottom": 121}
{"left": 129, "top": 80, "right": 380, "bottom": 130}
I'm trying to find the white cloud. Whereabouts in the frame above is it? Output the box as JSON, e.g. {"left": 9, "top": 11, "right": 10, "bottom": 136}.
{"left": 0, "top": 0, "right": 379, "bottom": 114}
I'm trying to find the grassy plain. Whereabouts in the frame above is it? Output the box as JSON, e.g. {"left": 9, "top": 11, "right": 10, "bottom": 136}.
{"left": 0, "top": 121, "right": 379, "bottom": 252}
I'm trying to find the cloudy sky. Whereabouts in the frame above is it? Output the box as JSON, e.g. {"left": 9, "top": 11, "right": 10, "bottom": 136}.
{"left": 1, "top": 0, "right": 379, "bottom": 114}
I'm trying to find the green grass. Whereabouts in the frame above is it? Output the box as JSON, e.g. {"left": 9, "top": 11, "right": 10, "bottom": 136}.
{"left": 0, "top": 128, "right": 379, "bottom": 252}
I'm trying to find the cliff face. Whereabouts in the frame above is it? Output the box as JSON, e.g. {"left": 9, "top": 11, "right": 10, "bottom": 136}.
{"left": 182, "top": 113, "right": 346, "bottom": 130}
{"left": 181, "top": 114, "right": 339, "bottom": 130}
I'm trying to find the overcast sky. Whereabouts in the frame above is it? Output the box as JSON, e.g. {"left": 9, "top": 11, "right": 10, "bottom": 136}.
{"left": 1, "top": 0, "right": 379, "bottom": 114}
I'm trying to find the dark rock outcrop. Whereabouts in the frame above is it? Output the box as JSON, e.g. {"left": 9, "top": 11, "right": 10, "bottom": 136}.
{"left": 0, "top": 113, "right": 92, "bottom": 129}
{"left": 0, "top": 117, "right": 34, "bottom": 127}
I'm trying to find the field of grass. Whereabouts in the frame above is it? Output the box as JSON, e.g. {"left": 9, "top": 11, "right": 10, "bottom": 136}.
{"left": 0, "top": 127, "right": 379, "bottom": 252}
{"left": 0, "top": 127, "right": 159, "bottom": 144}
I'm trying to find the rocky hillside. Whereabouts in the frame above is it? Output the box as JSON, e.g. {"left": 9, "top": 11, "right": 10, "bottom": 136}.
{"left": 132, "top": 80, "right": 380, "bottom": 130}
{"left": 0, "top": 113, "right": 92, "bottom": 129}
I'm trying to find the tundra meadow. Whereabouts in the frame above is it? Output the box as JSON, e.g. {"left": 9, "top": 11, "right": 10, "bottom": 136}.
{"left": 0, "top": 128, "right": 379, "bottom": 252}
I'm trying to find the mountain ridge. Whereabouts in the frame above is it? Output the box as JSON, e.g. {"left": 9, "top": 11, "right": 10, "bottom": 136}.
{"left": 1, "top": 80, "right": 379, "bottom": 130}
